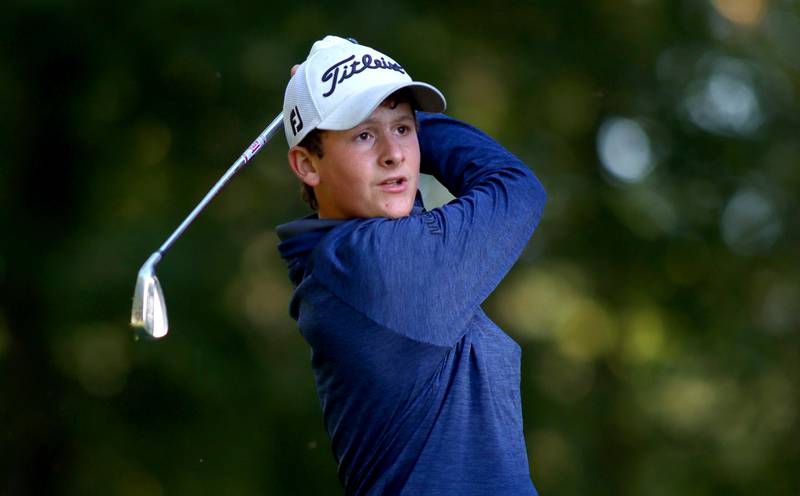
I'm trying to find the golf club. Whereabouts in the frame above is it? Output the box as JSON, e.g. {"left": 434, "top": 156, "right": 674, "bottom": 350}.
{"left": 131, "top": 112, "right": 284, "bottom": 339}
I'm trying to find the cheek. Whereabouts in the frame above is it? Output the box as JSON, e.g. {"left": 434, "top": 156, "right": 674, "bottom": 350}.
{"left": 409, "top": 142, "right": 421, "bottom": 168}
{"left": 319, "top": 151, "right": 359, "bottom": 188}
{"left": 408, "top": 146, "right": 421, "bottom": 182}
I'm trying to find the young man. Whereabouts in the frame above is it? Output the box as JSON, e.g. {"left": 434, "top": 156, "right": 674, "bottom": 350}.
{"left": 277, "top": 36, "right": 546, "bottom": 495}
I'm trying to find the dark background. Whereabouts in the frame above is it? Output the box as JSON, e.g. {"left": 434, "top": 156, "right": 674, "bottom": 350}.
{"left": 2, "top": 0, "right": 798, "bottom": 494}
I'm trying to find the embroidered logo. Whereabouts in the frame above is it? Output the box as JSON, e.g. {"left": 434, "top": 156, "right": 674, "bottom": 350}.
{"left": 321, "top": 54, "right": 406, "bottom": 97}
{"left": 290, "top": 106, "right": 304, "bottom": 136}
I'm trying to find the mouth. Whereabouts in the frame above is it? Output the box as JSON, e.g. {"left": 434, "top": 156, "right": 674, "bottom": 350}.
{"left": 378, "top": 176, "right": 409, "bottom": 192}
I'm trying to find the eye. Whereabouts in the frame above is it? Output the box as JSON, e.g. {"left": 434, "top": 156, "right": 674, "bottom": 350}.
{"left": 356, "top": 131, "right": 372, "bottom": 141}
{"left": 397, "top": 124, "right": 414, "bottom": 135}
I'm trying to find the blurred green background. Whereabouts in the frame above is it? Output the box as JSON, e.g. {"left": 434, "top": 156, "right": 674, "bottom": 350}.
{"left": 2, "top": 0, "right": 798, "bottom": 494}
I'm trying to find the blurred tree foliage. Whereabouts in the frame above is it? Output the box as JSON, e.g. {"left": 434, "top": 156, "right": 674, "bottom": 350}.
{"left": 1, "top": 0, "right": 798, "bottom": 494}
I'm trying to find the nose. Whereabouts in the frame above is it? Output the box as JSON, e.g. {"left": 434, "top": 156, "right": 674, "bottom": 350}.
{"left": 379, "top": 134, "right": 403, "bottom": 168}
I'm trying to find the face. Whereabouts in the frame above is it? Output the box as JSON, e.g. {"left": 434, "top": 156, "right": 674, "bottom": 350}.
{"left": 291, "top": 100, "right": 420, "bottom": 219}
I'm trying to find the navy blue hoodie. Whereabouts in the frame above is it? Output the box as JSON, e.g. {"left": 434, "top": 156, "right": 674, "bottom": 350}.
{"left": 277, "top": 113, "right": 546, "bottom": 495}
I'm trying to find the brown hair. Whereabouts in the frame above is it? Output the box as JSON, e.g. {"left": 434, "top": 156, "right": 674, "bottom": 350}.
{"left": 297, "top": 89, "right": 419, "bottom": 211}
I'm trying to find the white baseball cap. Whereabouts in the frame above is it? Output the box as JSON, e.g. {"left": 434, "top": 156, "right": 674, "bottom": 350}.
{"left": 283, "top": 36, "right": 447, "bottom": 148}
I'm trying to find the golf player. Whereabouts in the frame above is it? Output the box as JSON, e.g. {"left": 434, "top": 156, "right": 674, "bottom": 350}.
{"left": 276, "top": 36, "right": 546, "bottom": 495}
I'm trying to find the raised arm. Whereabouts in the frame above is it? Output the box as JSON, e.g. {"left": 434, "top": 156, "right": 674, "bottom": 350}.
{"left": 308, "top": 113, "right": 546, "bottom": 346}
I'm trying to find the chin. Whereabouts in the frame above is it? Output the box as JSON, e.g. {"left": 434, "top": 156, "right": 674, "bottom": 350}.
{"left": 385, "top": 211, "right": 410, "bottom": 219}
{"left": 382, "top": 202, "right": 414, "bottom": 219}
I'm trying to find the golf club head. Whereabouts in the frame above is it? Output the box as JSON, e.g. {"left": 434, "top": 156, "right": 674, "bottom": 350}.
{"left": 131, "top": 252, "right": 168, "bottom": 339}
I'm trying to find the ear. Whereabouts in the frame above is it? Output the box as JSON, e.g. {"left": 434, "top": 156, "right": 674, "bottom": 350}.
{"left": 287, "top": 146, "right": 320, "bottom": 187}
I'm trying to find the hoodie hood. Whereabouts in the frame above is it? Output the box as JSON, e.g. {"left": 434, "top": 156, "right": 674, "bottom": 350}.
{"left": 277, "top": 214, "right": 345, "bottom": 286}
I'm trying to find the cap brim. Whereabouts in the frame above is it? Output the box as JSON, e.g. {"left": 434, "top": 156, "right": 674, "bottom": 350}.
{"left": 317, "top": 81, "right": 446, "bottom": 131}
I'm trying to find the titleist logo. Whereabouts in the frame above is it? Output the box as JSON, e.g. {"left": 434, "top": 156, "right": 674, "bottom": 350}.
{"left": 321, "top": 54, "right": 405, "bottom": 97}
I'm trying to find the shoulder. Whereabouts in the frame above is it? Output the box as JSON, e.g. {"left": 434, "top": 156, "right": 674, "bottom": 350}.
{"left": 312, "top": 213, "right": 439, "bottom": 268}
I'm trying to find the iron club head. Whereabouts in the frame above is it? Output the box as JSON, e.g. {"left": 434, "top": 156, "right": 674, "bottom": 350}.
{"left": 131, "top": 252, "right": 168, "bottom": 339}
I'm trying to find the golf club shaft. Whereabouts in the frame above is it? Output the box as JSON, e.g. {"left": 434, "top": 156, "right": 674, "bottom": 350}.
{"left": 156, "top": 112, "right": 284, "bottom": 256}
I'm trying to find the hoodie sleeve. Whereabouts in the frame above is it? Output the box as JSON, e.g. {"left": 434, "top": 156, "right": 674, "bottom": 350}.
{"left": 308, "top": 112, "right": 546, "bottom": 347}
